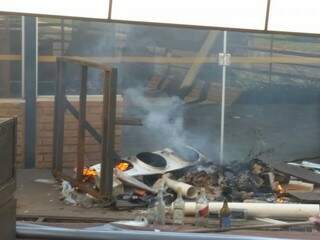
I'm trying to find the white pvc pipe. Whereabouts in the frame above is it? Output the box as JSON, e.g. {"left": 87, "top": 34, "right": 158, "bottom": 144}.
{"left": 164, "top": 177, "right": 197, "bottom": 199}
{"left": 182, "top": 202, "right": 320, "bottom": 220}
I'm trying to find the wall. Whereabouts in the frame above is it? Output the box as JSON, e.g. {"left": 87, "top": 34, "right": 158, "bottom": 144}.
{"left": 0, "top": 96, "right": 123, "bottom": 168}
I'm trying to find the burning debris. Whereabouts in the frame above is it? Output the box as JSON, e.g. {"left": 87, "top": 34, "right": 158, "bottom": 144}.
{"left": 59, "top": 146, "right": 320, "bottom": 232}
{"left": 82, "top": 167, "right": 98, "bottom": 183}
{"left": 90, "top": 145, "right": 206, "bottom": 177}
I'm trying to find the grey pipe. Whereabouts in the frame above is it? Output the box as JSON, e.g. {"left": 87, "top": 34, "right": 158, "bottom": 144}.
{"left": 17, "top": 223, "right": 291, "bottom": 240}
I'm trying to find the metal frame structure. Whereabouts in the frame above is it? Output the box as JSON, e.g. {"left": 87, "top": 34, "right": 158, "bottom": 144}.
{"left": 52, "top": 56, "right": 118, "bottom": 201}
{"left": 23, "top": 16, "right": 38, "bottom": 168}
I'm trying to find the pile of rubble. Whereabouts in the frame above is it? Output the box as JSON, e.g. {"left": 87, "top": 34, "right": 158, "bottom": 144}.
{"left": 60, "top": 146, "right": 320, "bottom": 225}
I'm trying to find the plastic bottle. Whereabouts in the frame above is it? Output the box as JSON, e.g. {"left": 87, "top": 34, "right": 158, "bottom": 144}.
{"left": 172, "top": 188, "right": 185, "bottom": 225}
{"left": 219, "top": 198, "right": 231, "bottom": 229}
{"left": 195, "top": 188, "right": 209, "bottom": 227}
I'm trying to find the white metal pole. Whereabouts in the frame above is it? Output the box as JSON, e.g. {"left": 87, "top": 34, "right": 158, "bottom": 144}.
{"left": 219, "top": 31, "right": 227, "bottom": 164}
{"left": 21, "top": 16, "right": 25, "bottom": 98}
{"left": 35, "top": 17, "right": 38, "bottom": 97}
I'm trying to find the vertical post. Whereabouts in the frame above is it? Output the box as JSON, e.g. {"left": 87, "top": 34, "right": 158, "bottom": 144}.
{"left": 76, "top": 66, "right": 88, "bottom": 182}
{"left": 61, "top": 19, "right": 65, "bottom": 56}
{"left": 268, "top": 34, "right": 274, "bottom": 83}
{"left": 21, "top": 16, "right": 25, "bottom": 98}
{"left": 23, "top": 16, "right": 38, "bottom": 168}
{"left": 52, "top": 60, "right": 66, "bottom": 175}
{"left": 100, "top": 69, "right": 117, "bottom": 200}
{"left": 0, "top": 17, "right": 11, "bottom": 97}
{"left": 219, "top": 31, "right": 227, "bottom": 165}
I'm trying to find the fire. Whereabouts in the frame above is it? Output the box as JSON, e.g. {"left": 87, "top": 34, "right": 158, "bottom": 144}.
{"left": 116, "top": 162, "right": 130, "bottom": 171}
{"left": 276, "top": 183, "right": 285, "bottom": 194}
{"left": 83, "top": 167, "right": 97, "bottom": 177}
{"left": 275, "top": 183, "right": 286, "bottom": 203}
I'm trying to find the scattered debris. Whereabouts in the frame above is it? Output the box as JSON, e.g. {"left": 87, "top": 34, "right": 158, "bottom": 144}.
{"left": 57, "top": 145, "right": 320, "bottom": 233}
{"left": 115, "top": 169, "right": 157, "bottom": 194}
{"left": 33, "top": 179, "right": 56, "bottom": 184}
{"left": 111, "top": 217, "right": 149, "bottom": 227}
{"left": 61, "top": 181, "right": 77, "bottom": 205}
{"left": 60, "top": 180, "right": 95, "bottom": 208}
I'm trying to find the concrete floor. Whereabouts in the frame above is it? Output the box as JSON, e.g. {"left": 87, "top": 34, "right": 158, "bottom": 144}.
{"left": 16, "top": 169, "right": 138, "bottom": 220}
{"left": 16, "top": 169, "right": 320, "bottom": 239}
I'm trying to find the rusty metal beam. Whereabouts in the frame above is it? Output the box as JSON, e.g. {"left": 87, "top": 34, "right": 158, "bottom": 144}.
{"left": 65, "top": 100, "right": 142, "bottom": 145}
{"left": 64, "top": 100, "right": 102, "bottom": 143}
{"left": 76, "top": 65, "right": 88, "bottom": 182}
{"left": 100, "top": 69, "right": 117, "bottom": 200}
{"left": 52, "top": 60, "right": 66, "bottom": 175}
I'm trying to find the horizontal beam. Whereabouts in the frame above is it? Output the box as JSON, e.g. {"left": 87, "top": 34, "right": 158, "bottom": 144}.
{"left": 2, "top": 54, "right": 320, "bottom": 65}
{"left": 231, "top": 67, "right": 320, "bottom": 82}
{"left": 57, "top": 56, "right": 112, "bottom": 71}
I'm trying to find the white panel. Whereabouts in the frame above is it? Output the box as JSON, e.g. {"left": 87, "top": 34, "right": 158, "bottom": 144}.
{"left": 268, "top": 0, "right": 320, "bottom": 34}
{"left": 0, "top": 0, "right": 109, "bottom": 19}
{"left": 111, "top": 0, "right": 269, "bottom": 30}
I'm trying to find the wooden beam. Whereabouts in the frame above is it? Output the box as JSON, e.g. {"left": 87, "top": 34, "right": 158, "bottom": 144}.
{"left": 1, "top": 54, "right": 320, "bottom": 65}
{"left": 179, "top": 31, "right": 219, "bottom": 94}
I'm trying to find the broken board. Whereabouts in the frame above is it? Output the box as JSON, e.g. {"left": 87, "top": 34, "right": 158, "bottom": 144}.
{"left": 289, "top": 192, "right": 320, "bottom": 203}
{"left": 261, "top": 159, "right": 320, "bottom": 185}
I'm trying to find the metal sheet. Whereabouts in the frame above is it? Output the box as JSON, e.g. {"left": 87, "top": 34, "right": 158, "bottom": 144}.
{"left": 16, "top": 222, "right": 286, "bottom": 240}
{"left": 92, "top": 146, "right": 206, "bottom": 177}
{"left": 0, "top": 199, "right": 16, "bottom": 240}
{"left": 0, "top": 118, "right": 16, "bottom": 186}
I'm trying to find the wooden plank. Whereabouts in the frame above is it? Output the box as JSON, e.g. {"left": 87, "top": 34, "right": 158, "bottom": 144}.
{"left": 289, "top": 192, "right": 320, "bottom": 203}
{"left": 2, "top": 54, "right": 320, "bottom": 65}
{"left": 262, "top": 159, "right": 320, "bottom": 185}
{"left": 179, "top": 31, "right": 219, "bottom": 94}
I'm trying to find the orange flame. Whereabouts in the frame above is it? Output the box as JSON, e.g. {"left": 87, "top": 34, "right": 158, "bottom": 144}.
{"left": 277, "top": 183, "right": 285, "bottom": 194}
{"left": 116, "top": 162, "right": 130, "bottom": 171}
{"left": 83, "top": 167, "right": 97, "bottom": 177}
{"left": 275, "top": 183, "right": 286, "bottom": 203}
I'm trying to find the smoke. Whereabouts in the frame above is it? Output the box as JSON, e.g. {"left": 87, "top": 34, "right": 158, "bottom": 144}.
{"left": 124, "top": 87, "right": 187, "bottom": 148}
{"left": 123, "top": 87, "right": 217, "bottom": 161}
